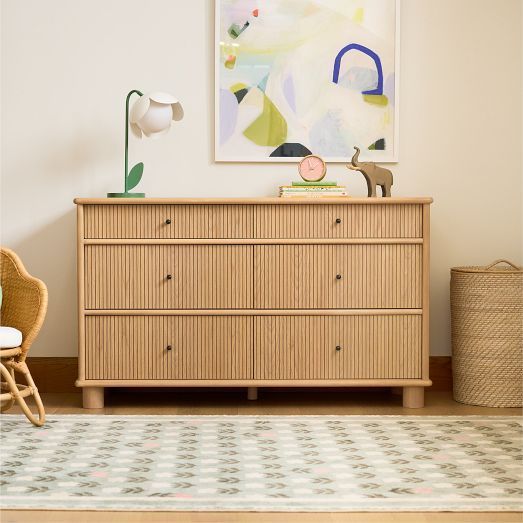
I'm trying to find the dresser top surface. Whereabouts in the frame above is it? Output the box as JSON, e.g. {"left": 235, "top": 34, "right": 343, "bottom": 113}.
{"left": 74, "top": 197, "right": 433, "bottom": 205}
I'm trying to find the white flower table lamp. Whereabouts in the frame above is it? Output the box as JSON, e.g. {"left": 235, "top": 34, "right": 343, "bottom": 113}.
{"left": 108, "top": 90, "right": 184, "bottom": 198}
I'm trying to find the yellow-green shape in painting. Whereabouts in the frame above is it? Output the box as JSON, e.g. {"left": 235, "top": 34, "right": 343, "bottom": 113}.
{"left": 225, "top": 55, "right": 236, "bottom": 69}
{"left": 243, "top": 95, "right": 287, "bottom": 147}
{"left": 353, "top": 7, "right": 364, "bottom": 23}
{"left": 230, "top": 82, "right": 247, "bottom": 93}
{"left": 363, "top": 94, "right": 389, "bottom": 106}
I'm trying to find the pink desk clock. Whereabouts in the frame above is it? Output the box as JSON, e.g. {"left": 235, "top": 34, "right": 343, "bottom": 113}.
{"left": 297, "top": 155, "right": 327, "bottom": 182}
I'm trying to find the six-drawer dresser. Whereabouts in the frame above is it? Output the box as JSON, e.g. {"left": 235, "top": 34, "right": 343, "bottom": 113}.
{"left": 75, "top": 198, "right": 432, "bottom": 409}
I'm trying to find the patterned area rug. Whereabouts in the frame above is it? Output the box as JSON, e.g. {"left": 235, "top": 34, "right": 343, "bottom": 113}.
{"left": 1, "top": 415, "right": 522, "bottom": 512}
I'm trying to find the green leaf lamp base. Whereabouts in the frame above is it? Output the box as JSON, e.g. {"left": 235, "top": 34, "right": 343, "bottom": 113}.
{"left": 107, "top": 192, "right": 145, "bottom": 198}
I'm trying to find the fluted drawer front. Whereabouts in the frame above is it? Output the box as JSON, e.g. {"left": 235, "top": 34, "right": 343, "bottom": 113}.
{"left": 85, "top": 245, "right": 253, "bottom": 309}
{"left": 84, "top": 204, "right": 253, "bottom": 238}
{"left": 254, "top": 204, "right": 422, "bottom": 238}
{"left": 255, "top": 244, "right": 422, "bottom": 309}
{"left": 255, "top": 315, "right": 422, "bottom": 380}
{"left": 85, "top": 316, "right": 253, "bottom": 380}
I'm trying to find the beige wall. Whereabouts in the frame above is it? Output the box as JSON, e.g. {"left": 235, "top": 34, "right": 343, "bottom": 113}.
{"left": 1, "top": 0, "right": 521, "bottom": 357}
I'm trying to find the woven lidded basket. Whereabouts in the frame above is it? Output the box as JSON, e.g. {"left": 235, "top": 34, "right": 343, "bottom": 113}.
{"left": 451, "top": 259, "right": 523, "bottom": 407}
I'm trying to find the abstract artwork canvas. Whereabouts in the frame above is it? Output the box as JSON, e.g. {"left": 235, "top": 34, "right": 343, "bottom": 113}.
{"left": 215, "top": 0, "right": 400, "bottom": 162}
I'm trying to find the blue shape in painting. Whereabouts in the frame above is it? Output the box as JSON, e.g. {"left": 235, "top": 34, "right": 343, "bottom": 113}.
{"left": 339, "top": 67, "right": 378, "bottom": 92}
{"left": 282, "top": 75, "right": 296, "bottom": 113}
{"left": 219, "top": 89, "right": 238, "bottom": 145}
{"left": 257, "top": 75, "right": 269, "bottom": 93}
{"left": 310, "top": 111, "right": 352, "bottom": 157}
{"left": 332, "top": 44, "right": 384, "bottom": 95}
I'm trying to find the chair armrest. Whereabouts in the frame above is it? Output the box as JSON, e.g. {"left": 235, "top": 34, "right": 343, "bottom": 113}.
{"left": 1, "top": 248, "right": 48, "bottom": 355}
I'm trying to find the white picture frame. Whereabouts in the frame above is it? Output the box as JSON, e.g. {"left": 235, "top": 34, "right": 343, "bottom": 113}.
{"left": 215, "top": 0, "right": 400, "bottom": 163}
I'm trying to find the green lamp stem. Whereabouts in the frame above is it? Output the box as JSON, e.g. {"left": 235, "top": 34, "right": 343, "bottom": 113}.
{"left": 124, "top": 89, "right": 143, "bottom": 185}
{"left": 108, "top": 89, "right": 145, "bottom": 198}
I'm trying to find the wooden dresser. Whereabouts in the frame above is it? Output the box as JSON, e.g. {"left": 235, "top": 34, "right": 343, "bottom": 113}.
{"left": 75, "top": 198, "right": 432, "bottom": 409}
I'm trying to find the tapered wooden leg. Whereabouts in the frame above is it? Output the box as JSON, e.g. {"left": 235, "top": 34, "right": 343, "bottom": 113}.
{"left": 403, "top": 386, "right": 425, "bottom": 408}
{"left": 247, "top": 387, "right": 258, "bottom": 401}
{"left": 83, "top": 387, "right": 104, "bottom": 409}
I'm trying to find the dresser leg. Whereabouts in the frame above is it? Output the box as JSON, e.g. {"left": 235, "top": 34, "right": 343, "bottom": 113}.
{"left": 403, "top": 386, "right": 424, "bottom": 408}
{"left": 83, "top": 387, "right": 104, "bottom": 409}
{"left": 247, "top": 387, "right": 258, "bottom": 401}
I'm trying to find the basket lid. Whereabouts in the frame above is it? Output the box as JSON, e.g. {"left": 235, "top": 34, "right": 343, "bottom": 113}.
{"left": 451, "top": 259, "right": 523, "bottom": 274}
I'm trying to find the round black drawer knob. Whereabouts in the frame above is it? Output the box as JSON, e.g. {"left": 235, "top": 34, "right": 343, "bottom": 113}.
{"left": 336, "top": 274, "right": 342, "bottom": 280}
{"left": 166, "top": 345, "right": 172, "bottom": 351}
{"left": 335, "top": 218, "right": 342, "bottom": 224}
{"left": 335, "top": 345, "right": 342, "bottom": 351}
{"left": 165, "top": 219, "right": 172, "bottom": 225}
{"left": 166, "top": 274, "right": 173, "bottom": 280}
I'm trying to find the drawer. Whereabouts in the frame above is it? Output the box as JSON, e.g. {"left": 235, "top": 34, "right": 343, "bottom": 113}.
{"left": 254, "top": 204, "right": 422, "bottom": 238}
{"left": 254, "top": 244, "right": 422, "bottom": 309}
{"left": 85, "top": 245, "right": 253, "bottom": 309}
{"left": 85, "top": 316, "right": 253, "bottom": 380}
{"left": 254, "top": 315, "right": 422, "bottom": 380}
{"left": 84, "top": 204, "right": 253, "bottom": 238}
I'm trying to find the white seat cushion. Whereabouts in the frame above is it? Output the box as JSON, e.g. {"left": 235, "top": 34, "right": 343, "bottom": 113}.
{"left": 0, "top": 326, "right": 23, "bottom": 348}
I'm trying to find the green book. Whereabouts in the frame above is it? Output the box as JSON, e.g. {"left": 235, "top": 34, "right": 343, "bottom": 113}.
{"left": 292, "top": 181, "right": 337, "bottom": 186}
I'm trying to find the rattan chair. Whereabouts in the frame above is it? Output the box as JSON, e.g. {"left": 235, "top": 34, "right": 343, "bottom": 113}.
{"left": 0, "top": 247, "right": 47, "bottom": 426}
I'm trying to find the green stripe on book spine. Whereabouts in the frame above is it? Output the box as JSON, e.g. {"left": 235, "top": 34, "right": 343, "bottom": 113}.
{"left": 292, "top": 181, "right": 338, "bottom": 186}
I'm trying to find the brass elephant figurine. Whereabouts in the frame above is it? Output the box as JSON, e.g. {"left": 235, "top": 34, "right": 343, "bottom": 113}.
{"left": 346, "top": 147, "right": 393, "bottom": 197}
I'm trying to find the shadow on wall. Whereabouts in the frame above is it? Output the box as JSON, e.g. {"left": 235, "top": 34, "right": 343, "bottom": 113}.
{"left": 429, "top": 211, "right": 451, "bottom": 356}
{"left": 8, "top": 210, "right": 77, "bottom": 357}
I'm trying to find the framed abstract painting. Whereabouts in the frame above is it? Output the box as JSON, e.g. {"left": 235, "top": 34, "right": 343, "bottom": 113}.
{"left": 215, "top": 0, "right": 400, "bottom": 163}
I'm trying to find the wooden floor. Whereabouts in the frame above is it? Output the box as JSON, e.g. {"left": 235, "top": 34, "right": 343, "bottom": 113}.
{"left": 2, "top": 389, "right": 521, "bottom": 523}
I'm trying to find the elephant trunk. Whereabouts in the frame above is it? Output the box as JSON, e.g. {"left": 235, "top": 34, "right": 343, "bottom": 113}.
{"left": 351, "top": 147, "right": 361, "bottom": 167}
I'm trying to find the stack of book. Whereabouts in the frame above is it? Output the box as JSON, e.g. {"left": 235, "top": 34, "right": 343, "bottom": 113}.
{"left": 279, "top": 181, "right": 348, "bottom": 198}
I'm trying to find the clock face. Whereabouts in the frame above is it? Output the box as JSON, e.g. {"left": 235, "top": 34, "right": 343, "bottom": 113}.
{"left": 298, "top": 155, "right": 326, "bottom": 182}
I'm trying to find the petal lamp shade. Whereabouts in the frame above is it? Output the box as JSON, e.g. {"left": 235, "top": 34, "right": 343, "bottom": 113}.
{"left": 107, "top": 90, "right": 184, "bottom": 198}
{"left": 130, "top": 92, "right": 184, "bottom": 139}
